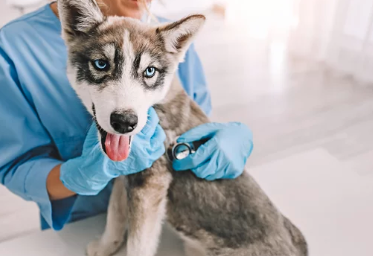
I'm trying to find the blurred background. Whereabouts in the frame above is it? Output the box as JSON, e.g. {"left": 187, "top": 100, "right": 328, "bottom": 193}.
{"left": 1, "top": 0, "right": 373, "bottom": 255}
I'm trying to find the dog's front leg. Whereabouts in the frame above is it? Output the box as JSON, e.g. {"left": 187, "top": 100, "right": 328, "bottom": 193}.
{"left": 87, "top": 176, "right": 128, "bottom": 256}
{"left": 126, "top": 159, "right": 172, "bottom": 256}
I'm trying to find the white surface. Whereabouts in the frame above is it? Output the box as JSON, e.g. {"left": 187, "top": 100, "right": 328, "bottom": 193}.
{"left": 0, "top": 214, "right": 185, "bottom": 256}
{"left": 0, "top": 186, "right": 39, "bottom": 242}
{"left": 0, "top": 0, "right": 46, "bottom": 28}
{"left": 151, "top": 0, "right": 214, "bottom": 19}
{"left": 250, "top": 149, "right": 373, "bottom": 256}
{"left": 290, "top": 0, "right": 373, "bottom": 83}
{"left": 1, "top": 149, "right": 372, "bottom": 256}
{"left": 6, "top": 0, "right": 45, "bottom": 8}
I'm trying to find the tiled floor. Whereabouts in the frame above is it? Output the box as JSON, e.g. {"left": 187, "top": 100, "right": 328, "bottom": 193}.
{"left": 1, "top": 1, "right": 373, "bottom": 253}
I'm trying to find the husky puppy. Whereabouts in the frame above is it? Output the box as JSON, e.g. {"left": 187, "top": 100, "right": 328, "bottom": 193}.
{"left": 58, "top": 1, "right": 308, "bottom": 255}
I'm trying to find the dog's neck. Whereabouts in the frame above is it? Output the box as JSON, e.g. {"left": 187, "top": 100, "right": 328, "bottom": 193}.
{"left": 161, "top": 76, "right": 185, "bottom": 105}
{"left": 154, "top": 74, "right": 209, "bottom": 140}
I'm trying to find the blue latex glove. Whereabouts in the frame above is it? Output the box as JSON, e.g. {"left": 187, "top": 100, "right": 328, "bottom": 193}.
{"left": 172, "top": 122, "right": 253, "bottom": 180}
{"left": 60, "top": 108, "right": 165, "bottom": 195}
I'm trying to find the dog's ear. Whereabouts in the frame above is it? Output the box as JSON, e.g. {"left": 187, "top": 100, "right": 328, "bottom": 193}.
{"left": 58, "top": 0, "right": 104, "bottom": 41}
{"left": 156, "top": 15, "right": 205, "bottom": 57}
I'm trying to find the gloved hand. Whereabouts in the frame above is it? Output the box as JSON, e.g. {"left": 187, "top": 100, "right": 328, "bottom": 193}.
{"left": 60, "top": 108, "right": 166, "bottom": 195}
{"left": 172, "top": 122, "right": 253, "bottom": 180}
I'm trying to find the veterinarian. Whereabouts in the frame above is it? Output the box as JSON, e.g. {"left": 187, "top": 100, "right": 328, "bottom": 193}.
{"left": 0, "top": 0, "right": 253, "bottom": 231}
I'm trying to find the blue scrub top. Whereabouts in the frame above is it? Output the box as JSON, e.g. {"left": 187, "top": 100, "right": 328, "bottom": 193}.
{"left": 0, "top": 4, "right": 211, "bottom": 230}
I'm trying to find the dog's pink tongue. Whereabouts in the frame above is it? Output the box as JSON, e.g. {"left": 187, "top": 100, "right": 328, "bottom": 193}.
{"left": 105, "top": 134, "right": 130, "bottom": 161}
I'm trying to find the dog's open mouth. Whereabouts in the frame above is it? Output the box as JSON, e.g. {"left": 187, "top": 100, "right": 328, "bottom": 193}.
{"left": 93, "top": 105, "right": 132, "bottom": 162}
{"left": 100, "top": 131, "right": 132, "bottom": 161}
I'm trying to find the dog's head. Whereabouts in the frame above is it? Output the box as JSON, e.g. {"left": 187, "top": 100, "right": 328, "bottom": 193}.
{"left": 58, "top": 0, "right": 205, "bottom": 161}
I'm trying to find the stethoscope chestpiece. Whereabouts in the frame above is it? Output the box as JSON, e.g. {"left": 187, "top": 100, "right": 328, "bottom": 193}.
{"left": 166, "top": 138, "right": 209, "bottom": 162}
{"left": 172, "top": 142, "right": 195, "bottom": 160}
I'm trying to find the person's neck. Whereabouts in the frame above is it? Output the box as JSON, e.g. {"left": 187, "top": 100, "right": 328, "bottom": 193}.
{"left": 49, "top": 2, "right": 142, "bottom": 20}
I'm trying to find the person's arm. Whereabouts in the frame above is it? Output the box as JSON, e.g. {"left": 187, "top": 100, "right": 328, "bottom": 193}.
{"left": 178, "top": 44, "right": 212, "bottom": 116}
{"left": 47, "top": 164, "right": 75, "bottom": 200}
{"left": 0, "top": 43, "right": 75, "bottom": 230}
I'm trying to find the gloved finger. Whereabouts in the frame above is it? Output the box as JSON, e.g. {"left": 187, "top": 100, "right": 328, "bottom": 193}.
{"left": 197, "top": 150, "right": 225, "bottom": 180}
{"left": 204, "top": 169, "right": 225, "bottom": 181}
{"left": 145, "top": 141, "right": 166, "bottom": 169}
{"left": 140, "top": 107, "right": 160, "bottom": 137}
{"left": 87, "top": 122, "right": 99, "bottom": 137}
{"left": 83, "top": 123, "right": 100, "bottom": 149}
{"left": 177, "top": 123, "right": 223, "bottom": 143}
{"left": 173, "top": 137, "right": 218, "bottom": 171}
{"left": 249, "top": 140, "right": 254, "bottom": 155}
{"left": 191, "top": 154, "right": 218, "bottom": 179}
{"left": 205, "top": 164, "right": 230, "bottom": 181}
{"left": 152, "top": 141, "right": 166, "bottom": 160}
{"left": 150, "top": 124, "right": 166, "bottom": 149}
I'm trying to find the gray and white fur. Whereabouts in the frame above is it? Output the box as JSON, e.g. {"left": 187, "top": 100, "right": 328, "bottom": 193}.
{"left": 58, "top": 1, "right": 308, "bottom": 255}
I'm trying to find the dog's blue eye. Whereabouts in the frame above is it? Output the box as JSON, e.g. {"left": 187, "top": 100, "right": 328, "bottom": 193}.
{"left": 144, "top": 67, "right": 156, "bottom": 78}
{"left": 93, "top": 59, "right": 109, "bottom": 71}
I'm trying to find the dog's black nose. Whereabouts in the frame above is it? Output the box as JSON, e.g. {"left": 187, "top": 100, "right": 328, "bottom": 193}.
{"left": 110, "top": 110, "right": 138, "bottom": 134}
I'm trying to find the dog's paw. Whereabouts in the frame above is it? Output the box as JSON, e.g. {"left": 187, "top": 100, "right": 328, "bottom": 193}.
{"left": 86, "top": 238, "right": 123, "bottom": 256}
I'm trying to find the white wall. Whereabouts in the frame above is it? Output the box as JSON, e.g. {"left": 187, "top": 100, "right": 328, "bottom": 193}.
{"left": 288, "top": 0, "right": 373, "bottom": 84}
{"left": 0, "top": 0, "right": 215, "bottom": 28}
{"left": 0, "top": 1, "right": 21, "bottom": 27}
{"left": 0, "top": 0, "right": 47, "bottom": 27}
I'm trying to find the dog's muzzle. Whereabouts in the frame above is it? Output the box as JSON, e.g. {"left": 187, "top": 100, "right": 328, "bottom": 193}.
{"left": 92, "top": 104, "right": 132, "bottom": 161}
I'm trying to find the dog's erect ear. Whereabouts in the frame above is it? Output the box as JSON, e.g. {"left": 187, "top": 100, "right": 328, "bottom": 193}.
{"left": 156, "top": 15, "right": 206, "bottom": 56}
{"left": 58, "top": 0, "right": 104, "bottom": 41}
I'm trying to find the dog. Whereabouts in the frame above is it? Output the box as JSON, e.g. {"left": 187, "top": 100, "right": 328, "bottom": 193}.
{"left": 58, "top": 0, "right": 308, "bottom": 255}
